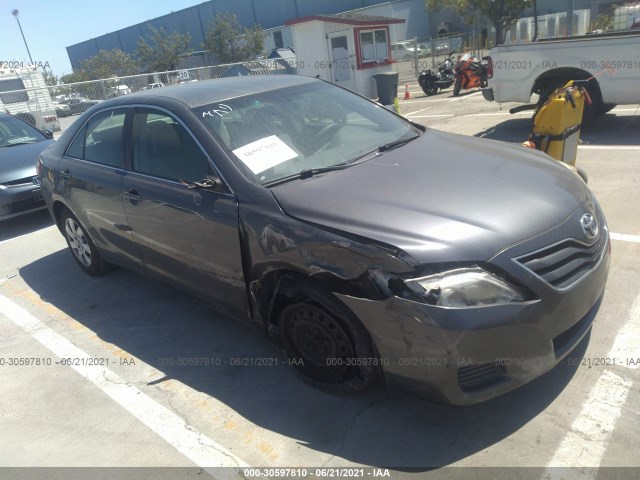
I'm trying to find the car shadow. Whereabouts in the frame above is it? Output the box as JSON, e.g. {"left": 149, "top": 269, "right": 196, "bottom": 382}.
{"left": 0, "top": 209, "right": 54, "bottom": 242}
{"left": 20, "top": 250, "right": 587, "bottom": 470}
{"left": 473, "top": 112, "right": 640, "bottom": 146}
{"left": 474, "top": 117, "right": 532, "bottom": 143}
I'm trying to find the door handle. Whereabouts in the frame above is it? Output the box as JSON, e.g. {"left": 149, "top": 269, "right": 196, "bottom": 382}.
{"left": 61, "top": 169, "right": 72, "bottom": 178}
{"left": 123, "top": 188, "right": 142, "bottom": 201}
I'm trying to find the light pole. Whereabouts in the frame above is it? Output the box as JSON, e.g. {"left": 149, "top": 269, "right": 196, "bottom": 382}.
{"left": 11, "top": 9, "right": 34, "bottom": 65}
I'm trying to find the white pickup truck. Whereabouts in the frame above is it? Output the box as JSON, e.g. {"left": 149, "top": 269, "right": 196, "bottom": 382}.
{"left": 482, "top": 31, "right": 640, "bottom": 118}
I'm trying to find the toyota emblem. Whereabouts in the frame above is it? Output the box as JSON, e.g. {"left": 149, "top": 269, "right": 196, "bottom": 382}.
{"left": 580, "top": 213, "right": 598, "bottom": 239}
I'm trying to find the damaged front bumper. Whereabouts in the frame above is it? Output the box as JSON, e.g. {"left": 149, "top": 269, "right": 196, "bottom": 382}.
{"left": 334, "top": 246, "right": 609, "bottom": 405}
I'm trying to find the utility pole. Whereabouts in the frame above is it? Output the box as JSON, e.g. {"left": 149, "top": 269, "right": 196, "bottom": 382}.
{"left": 11, "top": 9, "right": 34, "bottom": 65}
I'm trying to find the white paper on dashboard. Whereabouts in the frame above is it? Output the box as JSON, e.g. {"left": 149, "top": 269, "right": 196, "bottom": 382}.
{"left": 232, "top": 135, "right": 298, "bottom": 174}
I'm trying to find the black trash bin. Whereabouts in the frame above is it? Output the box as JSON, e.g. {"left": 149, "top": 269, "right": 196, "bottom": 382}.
{"left": 372, "top": 72, "right": 399, "bottom": 106}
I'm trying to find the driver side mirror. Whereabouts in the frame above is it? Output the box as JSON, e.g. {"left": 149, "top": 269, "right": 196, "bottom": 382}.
{"left": 43, "top": 130, "right": 54, "bottom": 139}
{"left": 181, "top": 174, "right": 227, "bottom": 193}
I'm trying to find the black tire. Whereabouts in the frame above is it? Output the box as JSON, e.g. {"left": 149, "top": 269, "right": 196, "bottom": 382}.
{"left": 60, "top": 208, "right": 112, "bottom": 275}
{"left": 278, "top": 286, "right": 378, "bottom": 393}
{"left": 581, "top": 82, "right": 602, "bottom": 122}
{"left": 599, "top": 103, "right": 616, "bottom": 115}
{"left": 421, "top": 82, "right": 438, "bottom": 96}
{"left": 453, "top": 77, "right": 462, "bottom": 96}
{"left": 536, "top": 81, "right": 602, "bottom": 123}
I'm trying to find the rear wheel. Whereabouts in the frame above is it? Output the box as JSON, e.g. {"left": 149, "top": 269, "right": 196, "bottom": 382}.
{"left": 421, "top": 81, "right": 438, "bottom": 96}
{"left": 60, "top": 208, "right": 112, "bottom": 275}
{"left": 536, "top": 80, "right": 603, "bottom": 123}
{"left": 279, "top": 287, "right": 378, "bottom": 393}
{"left": 581, "top": 82, "right": 602, "bottom": 122}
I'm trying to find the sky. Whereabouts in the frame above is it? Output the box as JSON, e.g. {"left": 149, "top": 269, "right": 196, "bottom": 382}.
{"left": 0, "top": 0, "right": 206, "bottom": 76}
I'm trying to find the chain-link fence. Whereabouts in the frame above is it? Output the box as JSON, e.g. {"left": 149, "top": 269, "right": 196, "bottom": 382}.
{"left": 0, "top": 59, "right": 296, "bottom": 135}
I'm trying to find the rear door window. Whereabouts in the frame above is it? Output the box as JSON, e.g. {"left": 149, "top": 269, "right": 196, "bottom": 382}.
{"left": 65, "top": 109, "right": 127, "bottom": 168}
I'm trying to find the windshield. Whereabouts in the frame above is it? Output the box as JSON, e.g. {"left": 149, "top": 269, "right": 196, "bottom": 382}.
{"left": 0, "top": 115, "right": 46, "bottom": 148}
{"left": 193, "top": 81, "right": 418, "bottom": 185}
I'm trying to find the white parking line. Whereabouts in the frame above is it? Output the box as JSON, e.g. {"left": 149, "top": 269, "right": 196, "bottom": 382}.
{"left": 471, "top": 111, "right": 532, "bottom": 116}
{"left": 543, "top": 288, "right": 640, "bottom": 475}
{"left": 448, "top": 91, "right": 483, "bottom": 102}
{"left": 0, "top": 293, "right": 251, "bottom": 477}
{"left": 577, "top": 145, "right": 640, "bottom": 150}
{"left": 608, "top": 292, "right": 640, "bottom": 370}
{"left": 405, "top": 114, "right": 455, "bottom": 119}
{"left": 404, "top": 106, "right": 431, "bottom": 117}
{"left": 544, "top": 369, "right": 631, "bottom": 472}
{"left": 610, "top": 232, "right": 640, "bottom": 243}
{"left": 400, "top": 97, "right": 455, "bottom": 103}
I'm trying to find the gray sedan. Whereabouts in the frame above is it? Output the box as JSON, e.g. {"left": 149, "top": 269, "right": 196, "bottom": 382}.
{"left": 0, "top": 113, "right": 54, "bottom": 220}
{"left": 37, "top": 76, "right": 610, "bottom": 404}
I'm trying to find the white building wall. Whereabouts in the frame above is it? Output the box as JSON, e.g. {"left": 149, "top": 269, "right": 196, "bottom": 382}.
{"left": 292, "top": 20, "right": 399, "bottom": 99}
{"left": 291, "top": 22, "right": 331, "bottom": 80}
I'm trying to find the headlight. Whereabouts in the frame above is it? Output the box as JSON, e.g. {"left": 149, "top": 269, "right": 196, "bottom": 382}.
{"left": 405, "top": 267, "right": 528, "bottom": 308}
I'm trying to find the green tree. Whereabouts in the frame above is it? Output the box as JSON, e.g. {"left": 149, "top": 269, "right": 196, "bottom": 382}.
{"left": 136, "top": 26, "right": 192, "bottom": 72}
{"left": 590, "top": 2, "right": 616, "bottom": 32}
{"left": 425, "top": 0, "right": 530, "bottom": 45}
{"left": 60, "top": 71, "right": 89, "bottom": 84}
{"left": 77, "top": 49, "right": 138, "bottom": 80}
{"left": 42, "top": 68, "right": 59, "bottom": 86}
{"left": 203, "top": 13, "right": 265, "bottom": 63}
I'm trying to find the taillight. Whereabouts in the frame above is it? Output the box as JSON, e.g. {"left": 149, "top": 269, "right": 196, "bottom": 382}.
{"left": 36, "top": 157, "right": 42, "bottom": 177}
{"left": 484, "top": 56, "right": 493, "bottom": 79}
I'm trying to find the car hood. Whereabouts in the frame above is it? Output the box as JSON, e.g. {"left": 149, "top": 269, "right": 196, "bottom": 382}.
{"left": 270, "top": 129, "right": 591, "bottom": 264}
{"left": 0, "top": 139, "right": 54, "bottom": 185}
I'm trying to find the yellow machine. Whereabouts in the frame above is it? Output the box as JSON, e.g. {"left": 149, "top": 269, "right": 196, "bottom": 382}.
{"left": 519, "top": 80, "right": 592, "bottom": 182}
{"left": 530, "top": 80, "right": 590, "bottom": 165}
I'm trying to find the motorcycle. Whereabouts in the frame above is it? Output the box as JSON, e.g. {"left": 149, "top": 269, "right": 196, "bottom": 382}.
{"left": 453, "top": 52, "right": 490, "bottom": 96}
{"left": 417, "top": 51, "right": 456, "bottom": 96}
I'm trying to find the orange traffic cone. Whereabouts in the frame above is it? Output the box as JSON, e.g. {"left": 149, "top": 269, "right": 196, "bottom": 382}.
{"left": 404, "top": 83, "right": 411, "bottom": 100}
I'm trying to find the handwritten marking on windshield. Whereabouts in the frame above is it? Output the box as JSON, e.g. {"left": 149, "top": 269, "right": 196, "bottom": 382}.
{"left": 202, "top": 104, "right": 232, "bottom": 117}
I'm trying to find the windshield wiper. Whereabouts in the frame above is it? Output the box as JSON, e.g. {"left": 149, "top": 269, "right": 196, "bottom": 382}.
{"left": 378, "top": 133, "right": 420, "bottom": 152}
{"left": 1, "top": 141, "right": 36, "bottom": 148}
{"left": 264, "top": 164, "right": 352, "bottom": 187}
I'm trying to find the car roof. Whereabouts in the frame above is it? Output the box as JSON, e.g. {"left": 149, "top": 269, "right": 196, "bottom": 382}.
{"left": 106, "top": 75, "right": 319, "bottom": 109}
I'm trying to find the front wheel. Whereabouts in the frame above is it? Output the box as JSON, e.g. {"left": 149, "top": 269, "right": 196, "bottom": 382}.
{"left": 279, "top": 288, "right": 378, "bottom": 393}
{"left": 453, "top": 77, "right": 462, "bottom": 96}
{"left": 61, "top": 208, "right": 112, "bottom": 275}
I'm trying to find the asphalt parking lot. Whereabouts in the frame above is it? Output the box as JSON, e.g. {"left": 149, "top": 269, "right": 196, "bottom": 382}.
{"left": 1, "top": 85, "right": 639, "bottom": 480}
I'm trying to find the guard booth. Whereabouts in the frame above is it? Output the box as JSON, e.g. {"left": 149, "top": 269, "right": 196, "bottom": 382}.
{"left": 285, "top": 13, "right": 405, "bottom": 99}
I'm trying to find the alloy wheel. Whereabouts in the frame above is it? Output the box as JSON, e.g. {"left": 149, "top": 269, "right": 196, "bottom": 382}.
{"left": 65, "top": 217, "right": 92, "bottom": 267}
